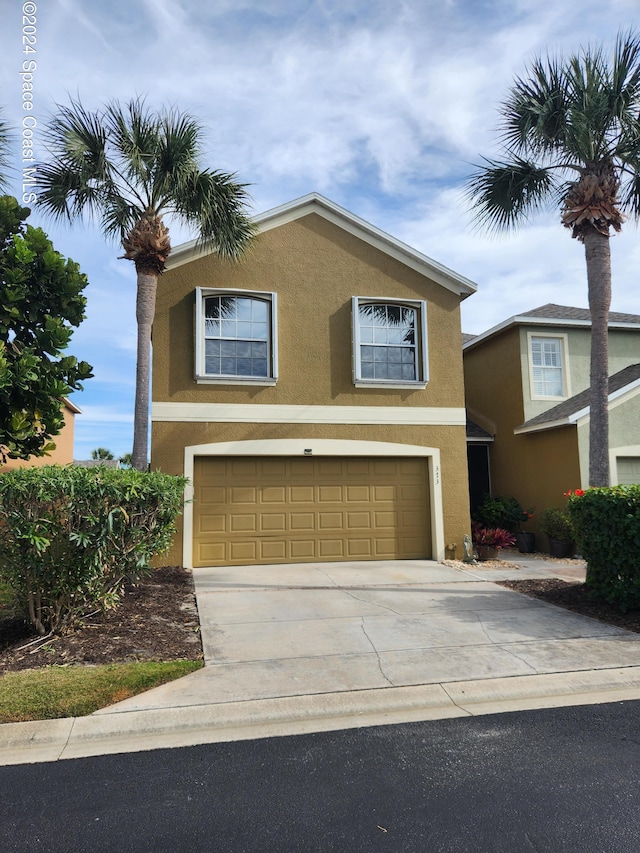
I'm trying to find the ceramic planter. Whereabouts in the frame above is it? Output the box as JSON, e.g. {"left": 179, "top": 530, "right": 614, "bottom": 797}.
{"left": 548, "top": 537, "right": 573, "bottom": 558}
{"left": 514, "top": 532, "right": 535, "bottom": 553}
{"left": 476, "top": 545, "right": 499, "bottom": 561}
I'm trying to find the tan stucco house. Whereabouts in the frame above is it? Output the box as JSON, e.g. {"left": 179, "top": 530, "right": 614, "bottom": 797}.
{"left": 1, "top": 398, "right": 81, "bottom": 470}
{"left": 151, "top": 193, "right": 477, "bottom": 567}
{"left": 463, "top": 304, "right": 640, "bottom": 531}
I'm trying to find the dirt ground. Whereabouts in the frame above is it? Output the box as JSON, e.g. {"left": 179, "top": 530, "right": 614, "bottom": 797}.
{"left": 0, "top": 566, "right": 203, "bottom": 673}
{"left": 2, "top": 563, "right": 639, "bottom": 675}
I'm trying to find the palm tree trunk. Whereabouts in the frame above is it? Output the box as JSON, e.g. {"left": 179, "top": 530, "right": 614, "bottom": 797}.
{"left": 583, "top": 227, "right": 611, "bottom": 487}
{"left": 131, "top": 271, "right": 158, "bottom": 471}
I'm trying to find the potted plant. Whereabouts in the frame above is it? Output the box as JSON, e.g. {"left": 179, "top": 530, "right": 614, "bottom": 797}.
{"left": 514, "top": 508, "right": 535, "bottom": 553}
{"left": 471, "top": 522, "right": 516, "bottom": 561}
{"left": 474, "top": 495, "right": 535, "bottom": 553}
{"left": 539, "top": 508, "right": 574, "bottom": 558}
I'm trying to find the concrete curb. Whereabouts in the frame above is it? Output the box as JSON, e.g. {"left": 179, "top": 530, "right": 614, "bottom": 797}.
{"left": 3, "top": 666, "right": 640, "bottom": 766}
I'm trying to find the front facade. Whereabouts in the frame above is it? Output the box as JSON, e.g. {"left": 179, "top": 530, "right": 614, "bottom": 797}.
{"left": 464, "top": 304, "right": 640, "bottom": 529}
{"left": 151, "top": 194, "right": 476, "bottom": 567}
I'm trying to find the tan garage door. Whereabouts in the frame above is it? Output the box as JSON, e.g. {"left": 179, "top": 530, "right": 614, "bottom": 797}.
{"left": 617, "top": 457, "right": 640, "bottom": 485}
{"left": 193, "top": 456, "right": 431, "bottom": 567}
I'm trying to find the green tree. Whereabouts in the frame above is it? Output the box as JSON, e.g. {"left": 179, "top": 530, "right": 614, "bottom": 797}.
{"left": 0, "top": 196, "right": 93, "bottom": 462}
{"left": 35, "top": 98, "right": 255, "bottom": 470}
{"left": 466, "top": 32, "right": 640, "bottom": 487}
{"left": 91, "top": 447, "right": 114, "bottom": 460}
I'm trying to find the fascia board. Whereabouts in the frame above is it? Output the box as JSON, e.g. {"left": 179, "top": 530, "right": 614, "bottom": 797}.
{"left": 514, "top": 417, "right": 573, "bottom": 435}
{"left": 165, "top": 193, "right": 478, "bottom": 298}
{"left": 514, "top": 378, "right": 640, "bottom": 434}
{"left": 463, "top": 315, "right": 640, "bottom": 352}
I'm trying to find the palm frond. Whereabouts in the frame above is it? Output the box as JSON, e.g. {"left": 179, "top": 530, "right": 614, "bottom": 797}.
{"left": 465, "top": 158, "right": 555, "bottom": 232}
{"left": 0, "top": 111, "right": 13, "bottom": 192}
{"left": 172, "top": 168, "right": 256, "bottom": 259}
{"left": 501, "top": 55, "right": 570, "bottom": 158}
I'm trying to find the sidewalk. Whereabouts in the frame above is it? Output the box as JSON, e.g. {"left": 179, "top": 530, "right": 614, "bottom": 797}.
{"left": 4, "top": 554, "right": 640, "bottom": 766}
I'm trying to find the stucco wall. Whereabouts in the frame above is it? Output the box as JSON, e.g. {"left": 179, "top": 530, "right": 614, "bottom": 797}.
{"left": 1, "top": 404, "right": 76, "bottom": 470}
{"left": 152, "top": 421, "right": 470, "bottom": 566}
{"left": 153, "top": 214, "right": 465, "bottom": 410}
{"left": 152, "top": 211, "right": 471, "bottom": 565}
{"left": 464, "top": 327, "right": 580, "bottom": 533}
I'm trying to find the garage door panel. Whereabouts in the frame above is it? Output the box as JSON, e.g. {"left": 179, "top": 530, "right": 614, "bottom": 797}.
{"left": 193, "top": 456, "right": 431, "bottom": 566}
{"left": 260, "top": 513, "right": 286, "bottom": 532}
{"left": 290, "top": 486, "right": 314, "bottom": 503}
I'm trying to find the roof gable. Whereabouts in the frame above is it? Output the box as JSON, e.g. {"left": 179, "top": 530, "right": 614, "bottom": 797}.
{"left": 515, "top": 363, "right": 640, "bottom": 434}
{"left": 464, "top": 303, "right": 640, "bottom": 352}
{"left": 166, "top": 193, "right": 477, "bottom": 300}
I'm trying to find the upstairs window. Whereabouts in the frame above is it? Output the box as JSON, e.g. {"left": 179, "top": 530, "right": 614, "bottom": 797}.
{"left": 196, "top": 288, "right": 277, "bottom": 383}
{"left": 529, "top": 334, "right": 566, "bottom": 398}
{"left": 352, "top": 297, "right": 428, "bottom": 387}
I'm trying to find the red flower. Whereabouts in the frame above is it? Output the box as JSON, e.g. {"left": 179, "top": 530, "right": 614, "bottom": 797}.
{"left": 575, "top": 489, "right": 584, "bottom": 497}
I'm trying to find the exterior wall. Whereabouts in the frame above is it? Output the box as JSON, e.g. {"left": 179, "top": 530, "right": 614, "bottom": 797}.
{"left": 520, "top": 326, "right": 640, "bottom": 423}
{"left": 152, "top": 211, "right": 471, "bottom": 566}
{"left": 464, "top": 327, "right": 580, "bottom": 535}
{"left": 153, "top": 214, "right": 466, "bottom": 410}
{"left": 152, "top": 421, "right": 470, "bottom": 566}
{"left": 1, "top": 404, "right": 76, "bottom": 470}
{"left": 463, "top": 326, "right": 523, "bottom": 492}
{"left": 577, "top": 391, "right": 640, "bottom": 487}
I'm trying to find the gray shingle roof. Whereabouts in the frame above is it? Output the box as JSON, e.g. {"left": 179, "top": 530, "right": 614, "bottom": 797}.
{"left": 519, "top": 304, "right": 640, "bottom": 324}
{"left": 466, "top": 417, "right": 493, "bottom": 440}
{"left": 462, "top": 332, "right": 477, "bottom": 345}
{"left": 517, "top": 363, "right": 640, "bottom": 430}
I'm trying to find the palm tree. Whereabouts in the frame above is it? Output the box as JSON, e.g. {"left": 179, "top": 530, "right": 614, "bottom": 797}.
{"left": 91, "top": 447, "right": 114, "bottom": 460}
{"left": 36, "top": 99, "right": 255, "bottom": 470}
{"left": 466, "top": 32, "right": 640, "bottom": 487}
{"left": 0, "top": 111, "right": 12, "bottom": 191}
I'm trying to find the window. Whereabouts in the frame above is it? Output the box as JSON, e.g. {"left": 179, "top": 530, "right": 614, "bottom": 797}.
{"left": 196, "top": 288, "right": 277, "bottom": 383}
{"left": 529, "top": 334, "right": 566, "bottom": 398}
{"left": 352, "top": 297, "right": 428, "bottom": 387}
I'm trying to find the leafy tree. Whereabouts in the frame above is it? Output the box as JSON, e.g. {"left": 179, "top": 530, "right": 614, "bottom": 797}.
{"left": 35, "top": 98, "right": 255, "bottom": 470}
{"left": 466, "top": 32, "right": 640, "bottom": 487}
{"left": 0, "top": 196, "right": 92, "bottom": 462}
{"left": 91, "top": 447, "right": 114, "bottom": 460}
{"left": 119, "top": 451, "right": 133, "bottom": 468}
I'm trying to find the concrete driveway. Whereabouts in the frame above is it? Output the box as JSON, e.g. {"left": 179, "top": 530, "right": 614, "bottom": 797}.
{"left": 102, "top": 557, "right": 640, "bottom": 714}
{"left": 8, "top": 557, "right": 640, "bottom": 765}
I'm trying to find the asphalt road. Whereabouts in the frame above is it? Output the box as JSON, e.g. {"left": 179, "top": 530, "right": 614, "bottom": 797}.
{"left": 2, "top": 700, "right": 640, "bottom": 852}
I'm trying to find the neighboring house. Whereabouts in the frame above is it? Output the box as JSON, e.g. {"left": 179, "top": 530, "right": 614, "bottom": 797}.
{"left": 463, "top": 304, "right": 640, "bottom": 529}
{"left": 1, "top": 398, "right": 81, "bottom": 470}
{"left": 151, "top": 193, "right": 477, "bottom": 568}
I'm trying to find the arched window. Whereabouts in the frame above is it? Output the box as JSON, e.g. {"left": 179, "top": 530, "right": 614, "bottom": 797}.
{"left": 196, "top": 289, "right": 277, "bottom": 383}
{"left": 352, "top": 297, "right": 428, "bottom": 386}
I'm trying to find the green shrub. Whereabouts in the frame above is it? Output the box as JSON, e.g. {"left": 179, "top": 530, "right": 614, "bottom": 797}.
{"left": 0, "top": 465, "right": 187, "bottom": 635}
{"left": 474, "top": 494, "right": 525, "bottom": 531}
{"left": 567, "top": 486, "right": 640, "bottom": 611}
{"left": 539, "top": 507, "right": 574, "bottom": 541}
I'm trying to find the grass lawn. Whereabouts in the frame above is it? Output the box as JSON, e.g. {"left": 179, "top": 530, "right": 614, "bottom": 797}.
{"left": 0, "top": 659, "right": 203, "bottom": 723}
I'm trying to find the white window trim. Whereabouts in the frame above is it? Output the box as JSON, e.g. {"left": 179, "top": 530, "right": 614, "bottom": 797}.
{"left": 352, "top": 296, "right": 428, "bottom": 389}
{"left": 195, "top": 287, "right": 278, "bottom": 385}
{"left": 527, "top": 331, "right": 570, "bottom": 400}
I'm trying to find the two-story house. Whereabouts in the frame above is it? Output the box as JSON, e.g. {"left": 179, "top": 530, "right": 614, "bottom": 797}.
{"left": 150, "top": 193, "right": 477, "bottom": 567}
{"left": 463, "top": 304, "right": 640, "bottom": 528}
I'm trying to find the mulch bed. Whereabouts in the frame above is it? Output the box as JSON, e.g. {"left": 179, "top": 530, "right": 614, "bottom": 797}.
{"left": 0, "top": 566, "right": 203, "bottom": 673}
{"left": 498, "top": 578, "right": 640, "bottom": 634}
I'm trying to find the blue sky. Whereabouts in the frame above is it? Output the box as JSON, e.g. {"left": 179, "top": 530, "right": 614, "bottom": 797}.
{"left": 1, "top": 0, "right": 639, "bottom": 460}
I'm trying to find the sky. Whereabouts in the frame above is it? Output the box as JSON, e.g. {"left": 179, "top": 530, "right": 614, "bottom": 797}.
{"left": 1, "top": 0, "right": 640, "bottom": 460}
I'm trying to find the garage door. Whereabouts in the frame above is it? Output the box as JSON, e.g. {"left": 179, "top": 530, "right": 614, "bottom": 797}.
{"left": 617, "top": 457, "right": 640, "bottom": 485}
{"left": 193, "top": 456, "right": 431, "bottom": 566}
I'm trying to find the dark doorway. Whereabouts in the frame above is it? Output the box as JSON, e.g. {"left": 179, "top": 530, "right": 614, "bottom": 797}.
{"left": 467, "top": 444, "right": 490, "bottom": 515}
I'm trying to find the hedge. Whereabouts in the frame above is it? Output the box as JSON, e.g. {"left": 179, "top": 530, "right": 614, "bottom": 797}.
{"left": 0, "top": 465, "right": 187, "bottom": 635}
{"left": 567, "top": 485, "right": 640, "bottom": 611}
